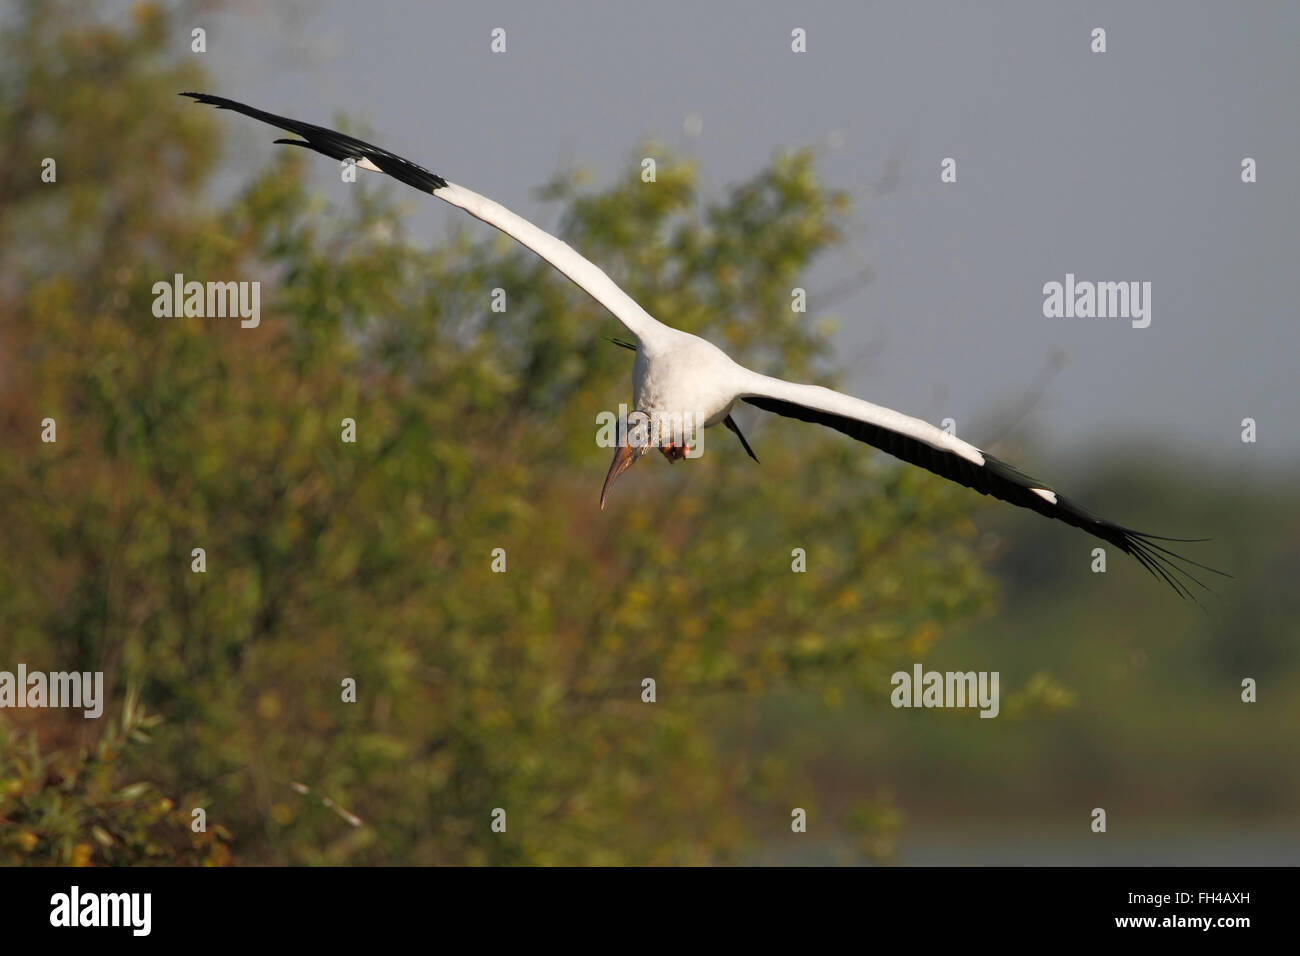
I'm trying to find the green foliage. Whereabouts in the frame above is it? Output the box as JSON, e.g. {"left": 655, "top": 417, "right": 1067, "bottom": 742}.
{"left": 1, "top": 690, "right": 229, "bottom": 866}
{"left": 0, "top": 1, "right": 995, "bottom": 864}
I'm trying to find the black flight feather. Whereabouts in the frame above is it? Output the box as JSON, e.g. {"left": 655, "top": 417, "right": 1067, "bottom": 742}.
{"left": 180, "top": 92, "right": 448, "bottom": 194}
{"left": 742, "top": 394, "right": 1228, "bottom": 601}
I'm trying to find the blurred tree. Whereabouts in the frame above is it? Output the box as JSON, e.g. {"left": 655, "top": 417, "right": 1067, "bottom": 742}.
{"left": 0, "top": 0, "right": 993, "bottom": 864}
{"left": 1, "top": 688, "right": 229, "bottom": 865}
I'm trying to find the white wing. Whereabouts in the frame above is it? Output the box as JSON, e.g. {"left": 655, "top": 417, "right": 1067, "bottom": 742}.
{"left": 738, "top": 369, "right": 987, "bottom": 466}
{"left": 181, "top": 92, "right": 673, "bottom": 348}
{"left": 735, "top": 368, "right": 1224, "bottom": 600}
{"left": 432, "top": 182, "right": 668, "bottom": 345}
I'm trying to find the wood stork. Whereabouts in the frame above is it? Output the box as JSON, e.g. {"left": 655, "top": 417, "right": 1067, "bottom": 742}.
{"left": 181, "top": 92, "right": 1225, "bottom": 599}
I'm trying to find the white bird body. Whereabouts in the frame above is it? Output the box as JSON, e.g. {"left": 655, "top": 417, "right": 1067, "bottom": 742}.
{"left": 629, "top": 327, "right": 986, "bottom": 471}
{"left": 182, "top": 92, "right": 1224, "bottom": 600}
{"left": 633, "top": 334, "right": 741, "bottom": 437}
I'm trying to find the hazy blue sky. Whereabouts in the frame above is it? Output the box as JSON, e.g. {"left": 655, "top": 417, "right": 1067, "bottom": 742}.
{"left": 195, "top": 0, "right": 1298, "bottom": 468}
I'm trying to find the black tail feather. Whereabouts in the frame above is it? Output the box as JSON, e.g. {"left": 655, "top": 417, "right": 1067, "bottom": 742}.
{"left": 724, "top": 415, "right": 760, "bottom": 463}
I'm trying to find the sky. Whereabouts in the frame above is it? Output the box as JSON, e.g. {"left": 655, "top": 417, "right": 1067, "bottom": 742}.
{"left": 192, "top": 0, "right": 1298, "bottom": 469}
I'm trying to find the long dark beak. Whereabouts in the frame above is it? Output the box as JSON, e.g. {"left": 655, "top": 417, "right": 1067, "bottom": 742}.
{"left": 600, "top": 442, "right": 637, "bottom": 510}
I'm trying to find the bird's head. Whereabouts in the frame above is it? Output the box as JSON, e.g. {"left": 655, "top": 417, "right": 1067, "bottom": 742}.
{"left": 599, "top": 411, "right": 696, "bottom": 509}
{"left": 600, "top": 438, "right": 650, "bottom": 510}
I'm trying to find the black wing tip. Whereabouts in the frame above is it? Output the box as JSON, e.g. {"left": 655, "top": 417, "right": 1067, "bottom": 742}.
{"left": 743, "top": 395, "right": 1229, "bottom": 601}
{"left": 983, "top": 454, "right": 1231, "bottom": 600}
{"left": 1078, "top": 522, "right": 1228, "bottom": 606}
{"left": 1120, "top": 533, "right": 1221, "bottom": 607}
{"left": 180, "top": 90, "right": 228, "bottom": 106}
{"left": 1125, "top": 531, "right": 1232, "bottom": 577}
{"left": 180, "top": 91, "right": 450, "bottom": 193}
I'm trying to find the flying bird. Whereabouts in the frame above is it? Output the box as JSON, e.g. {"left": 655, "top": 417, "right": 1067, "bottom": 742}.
{"left": 182, "top": 92, "right": 1225, "bottom": 600}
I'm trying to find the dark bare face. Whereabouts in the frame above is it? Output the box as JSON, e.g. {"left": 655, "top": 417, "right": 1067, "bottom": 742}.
{"left": 600, "top": 439, "right": 694, "bottom": 509}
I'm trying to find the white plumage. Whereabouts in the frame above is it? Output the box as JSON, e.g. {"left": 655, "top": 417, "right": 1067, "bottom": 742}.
{"left": 181, "top": 92, "right": 1225, "bottom": 600}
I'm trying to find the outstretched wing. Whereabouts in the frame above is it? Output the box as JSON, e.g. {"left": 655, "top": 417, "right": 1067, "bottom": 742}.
{"left": 738, "top": 370, "right": 1226, "bottom": 600}
{"left": 181, "top": 92, "right": 673, "bottom": 348}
